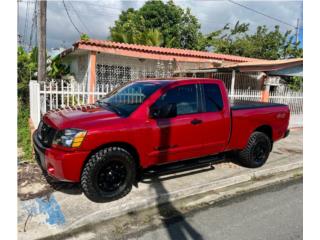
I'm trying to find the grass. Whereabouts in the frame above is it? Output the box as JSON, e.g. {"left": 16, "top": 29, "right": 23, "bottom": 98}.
{"left": 18, "top": 99, "right": 33, "bottom": 162}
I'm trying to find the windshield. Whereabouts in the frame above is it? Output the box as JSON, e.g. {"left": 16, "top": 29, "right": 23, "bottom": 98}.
{"left": 97, "top": 82, "right": 162, "bottom": 116}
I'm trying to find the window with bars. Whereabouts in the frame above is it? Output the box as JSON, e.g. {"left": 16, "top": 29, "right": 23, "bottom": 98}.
{"left": 96, "top": 64, "right": 132, "bottom": 85}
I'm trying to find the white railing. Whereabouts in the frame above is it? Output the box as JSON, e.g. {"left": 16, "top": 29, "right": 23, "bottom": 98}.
{"left": 29, "top": 80, "right": 303, "bottom": 129}
{"left": 269, "top": 90, "right": 303, "bottom": 128}
{"left": 39, "top": 80, "right": 115, "bottom": 114}
{"left": 229, "top": 89, "right": 262, "bottom": 102}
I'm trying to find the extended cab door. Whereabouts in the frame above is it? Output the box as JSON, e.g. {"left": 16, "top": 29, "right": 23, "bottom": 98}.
{"left": 148, "top": 83, "right": 207, "bottom": 164}
{"left": 197, "top": 83, "right": 231, "bottom": 155}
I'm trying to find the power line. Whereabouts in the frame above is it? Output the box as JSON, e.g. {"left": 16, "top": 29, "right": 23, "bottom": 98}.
{"left": 62, "top": 0, "right": 82, "bottom": 35}
{"left": 227, "top": 0, "right": 302, "bottom": 30}
{"left": 68, "top": 1, "right": 90, "bottom": 34}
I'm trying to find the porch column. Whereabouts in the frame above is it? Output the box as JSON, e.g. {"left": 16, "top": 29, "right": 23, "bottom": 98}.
{"left": 230, "top": 69, "right": 236, "bottom": 97}
{"left": 88, "top": 51, "right": 97, "bottom": 104}
{"left": 261, "top": 75, "right": 270, "bottom": 102}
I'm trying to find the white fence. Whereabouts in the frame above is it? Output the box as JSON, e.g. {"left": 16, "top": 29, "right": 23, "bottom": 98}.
{"left": 29, "top": 80, "right": 303, "bottom": 129}
{"left": 229, "top": 89, "right": 262, "bottom": 102}
{"left": 36, "top": 80, "right": 117, "bottom": 114}
{"left": 269, "top": 89, "right": 303, "bottom": 128}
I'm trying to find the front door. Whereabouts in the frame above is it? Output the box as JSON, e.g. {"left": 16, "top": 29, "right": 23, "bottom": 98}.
{"left": 148, "top": 83, "right": 206, "bottom": 164}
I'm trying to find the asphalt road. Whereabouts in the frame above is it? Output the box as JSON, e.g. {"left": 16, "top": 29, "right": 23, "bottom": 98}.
{"left": 129, "top": 179, "right": 303, "bottom": 240}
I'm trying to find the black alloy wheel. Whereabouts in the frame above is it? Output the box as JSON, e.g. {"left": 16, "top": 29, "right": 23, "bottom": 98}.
{"left": 238, "top": 131, "right": 272, "bottom": 168}
{"left": 97, "top": 161, "right": 127, "bottom": 192}
{"left": 81, "top": 147, "right": 136, "bottom": 202}
{"left": 251, "top": 143, "right": 269, "bottom": 165}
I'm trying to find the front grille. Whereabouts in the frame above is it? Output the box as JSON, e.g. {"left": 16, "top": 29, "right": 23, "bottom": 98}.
{"left": 37, "top": 121, "right": 56, "bottom": 147}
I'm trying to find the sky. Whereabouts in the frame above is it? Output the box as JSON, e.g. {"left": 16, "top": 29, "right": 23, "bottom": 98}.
{"left": 17, "top": 0, "right": 303, "bottom": 50}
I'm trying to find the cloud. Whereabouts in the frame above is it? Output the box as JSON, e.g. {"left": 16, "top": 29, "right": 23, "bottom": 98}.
{"left": 17, "top": 0, "right": 303, "bottom": 49}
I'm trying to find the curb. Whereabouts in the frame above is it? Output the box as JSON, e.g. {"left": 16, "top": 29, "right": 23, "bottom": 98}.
{"left": 39, "top": 160, "right": 303, "bottom": 240}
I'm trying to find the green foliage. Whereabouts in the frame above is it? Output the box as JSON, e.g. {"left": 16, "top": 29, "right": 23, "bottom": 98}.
{"left": 18, "top": 46, "right": 38, "bottom": 102}
{"left": 110, "top": 0, "right": 205, "bottom": 50}
{"left": 18, "top": 46, "right": 70, "bottom": 100}
{"left": 47, "top": 56, "right": 70, "bottom": 79}
{"left": 286, "top": 76, "right": 303, "bottom": 91}
{"left": 18, "top": 98, "right": 33, "bottom": 161}
{"left": 206, "top": 21, "right": 303, "bottom": 60}
{"left": 80, "top": 33, "right": 90, "bottom": 41}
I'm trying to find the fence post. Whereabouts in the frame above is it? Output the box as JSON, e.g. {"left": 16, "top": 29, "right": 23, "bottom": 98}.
{"left": 230, "top": 70, "right": 236, "bottom": 98}
{"left": 88, "top": 51, "right": 97, "bottom": 103}
{"left": 29, "top": 80, "right": 41, "bottom": 128}
{"left": 261, "top": 76, "right": 270, "bottom": 102}
{"left": 261, "top": 85, "right": 270, "bottom": 102}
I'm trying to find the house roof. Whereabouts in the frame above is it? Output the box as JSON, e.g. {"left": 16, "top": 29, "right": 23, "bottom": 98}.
{"left": 60, "top": 39, "right": 259, "bottom": 63}
{"left": 219, "top": 58, "right": 303, "bottom": 72}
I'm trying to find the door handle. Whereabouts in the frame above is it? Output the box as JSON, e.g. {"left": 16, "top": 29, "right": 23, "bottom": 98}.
{"left": 191, "top": 119, "right": 202, "bottom": 125}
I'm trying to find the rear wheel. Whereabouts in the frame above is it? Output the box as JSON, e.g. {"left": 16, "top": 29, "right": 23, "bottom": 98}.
{"left": 81, "top": 147, "right": 136, "bottom": 202}
{"left": 238, "top": 132, "right": 271, "bottom": 168}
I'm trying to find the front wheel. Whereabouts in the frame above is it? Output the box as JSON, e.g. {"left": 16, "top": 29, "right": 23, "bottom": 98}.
{"left": 81, "top": 147, "right": 136, "bottom": 202}
{"left": 238, "top": 132, "right": 271, "bottom": 168}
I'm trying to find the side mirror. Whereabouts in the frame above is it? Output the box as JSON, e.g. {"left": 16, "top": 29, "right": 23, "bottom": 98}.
{"left": 150, "top": 103, "right": 177, "bottom": 119}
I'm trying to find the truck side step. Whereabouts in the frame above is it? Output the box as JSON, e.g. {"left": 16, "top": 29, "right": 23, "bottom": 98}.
{"left": 142, "top": 154, "right": 225, "bottom": 177}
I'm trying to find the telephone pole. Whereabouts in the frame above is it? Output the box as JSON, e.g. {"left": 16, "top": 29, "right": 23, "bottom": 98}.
{"left": 295, "top": 18, "right": 300, "bottom": 44}
{"left": 37, "top": 0, "right": 47, "bottom": 82}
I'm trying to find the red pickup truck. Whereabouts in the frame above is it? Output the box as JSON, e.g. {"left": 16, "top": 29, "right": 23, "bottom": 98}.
{"left": 33, "top": 78, "right": 290, "bottom": 202}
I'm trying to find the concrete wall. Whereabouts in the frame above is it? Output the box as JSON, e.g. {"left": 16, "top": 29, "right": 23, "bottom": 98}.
{"left": 62, "top": 54, "right": 89, "bottom": 84}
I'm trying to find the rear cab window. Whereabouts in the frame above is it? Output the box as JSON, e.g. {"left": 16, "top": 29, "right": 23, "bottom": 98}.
{"left": 201, "top": 83, "right": 223, "bottom": 112}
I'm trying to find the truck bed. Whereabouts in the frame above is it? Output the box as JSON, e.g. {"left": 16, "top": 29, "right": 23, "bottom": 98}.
{"left": 230, "top": 100, "right": 286, "bottom": 111}
{"left": 226, "top": 100, "right": 290, "bottom": 152}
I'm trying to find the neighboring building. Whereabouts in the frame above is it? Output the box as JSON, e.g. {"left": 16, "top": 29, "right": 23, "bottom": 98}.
{"left": 178, "top": 58, "right": 303, "bottom": 93}
{"left": 48, "top": 47, "right": 66, "bottom": 59}
{"left": 59, "top": 39, "right": 257, "bottom": 91}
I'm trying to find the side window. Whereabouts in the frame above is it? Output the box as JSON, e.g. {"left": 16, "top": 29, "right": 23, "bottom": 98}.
{"left": 153, "top": 84, "right": 198, "bottom": 116}
{"left": 202, "top": 84, "right": 223, "bottom": 112}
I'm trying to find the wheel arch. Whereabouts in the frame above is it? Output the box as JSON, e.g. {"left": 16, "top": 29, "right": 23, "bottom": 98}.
{"left": 81, "top": 141, "right": 141, "bottom": 177}
{"left": 254, "top": 125, "right": 273, "bottom": 140}
{"left": 253, "top": 125, "right": 273, "bottom": 151}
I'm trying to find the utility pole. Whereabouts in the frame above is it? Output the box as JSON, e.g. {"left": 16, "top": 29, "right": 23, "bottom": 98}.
{"left": 295, "top": 18, "right": 300, "bottom": 44}
{"left": 37, "top": 0, "right": 47, "bottom": 82}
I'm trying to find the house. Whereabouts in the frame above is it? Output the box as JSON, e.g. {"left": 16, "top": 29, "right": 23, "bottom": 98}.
{"left": 59, "top": 39, "right": 258, "bottom": 93}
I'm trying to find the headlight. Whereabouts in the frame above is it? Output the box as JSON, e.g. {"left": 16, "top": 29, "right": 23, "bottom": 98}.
{"left": 53, "top": 129, "right": 87, "bottom": 148}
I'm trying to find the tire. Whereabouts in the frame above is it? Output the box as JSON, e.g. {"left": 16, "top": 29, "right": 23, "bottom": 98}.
{"left": 238, "top": 132, "right": 271, "bottom": 168}
{"left": 81, "top": 147, "right": 136, "bottom": 202}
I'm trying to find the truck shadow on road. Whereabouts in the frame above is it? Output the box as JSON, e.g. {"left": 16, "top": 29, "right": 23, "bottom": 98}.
{"left": 145, "top": 115, "right": 204, "bottom": 240}
{"left": 150, "top": 176, "right": 204, "bottom": 240}
{"left": 42, "top": 172, "right": 82, "bottom": 195}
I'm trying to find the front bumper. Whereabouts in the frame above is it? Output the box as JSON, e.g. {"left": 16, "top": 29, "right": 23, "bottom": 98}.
{"left": 33, "top": 130, "right": 90, "bottom": 182}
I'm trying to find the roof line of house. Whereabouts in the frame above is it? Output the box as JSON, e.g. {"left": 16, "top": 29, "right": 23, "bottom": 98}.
{"left": 59, "top": 39, "right": 261, "bottom": 63}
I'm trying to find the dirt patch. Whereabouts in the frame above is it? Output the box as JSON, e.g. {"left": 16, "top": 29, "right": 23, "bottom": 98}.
{"left": 18, "top": 163, "right": 54, "bottom": 200}
{"left": 18, "top": 163, "right": 82, "bottom": 200}
{"left": 216, "top": 161, "right": 241, "bottom": 169}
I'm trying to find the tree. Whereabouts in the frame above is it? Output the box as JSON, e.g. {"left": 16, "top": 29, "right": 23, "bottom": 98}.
{"left": 18, "top": 46, "right": 38, "bottom": 102}
{"left": 110, "top": 0, "right": 205, "bottom": 50}
{"left": 18, "top": 46, "right": 71, "bottom": 102}
{"left": 206, "top": 21, "right": 303, "bottom": 60}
